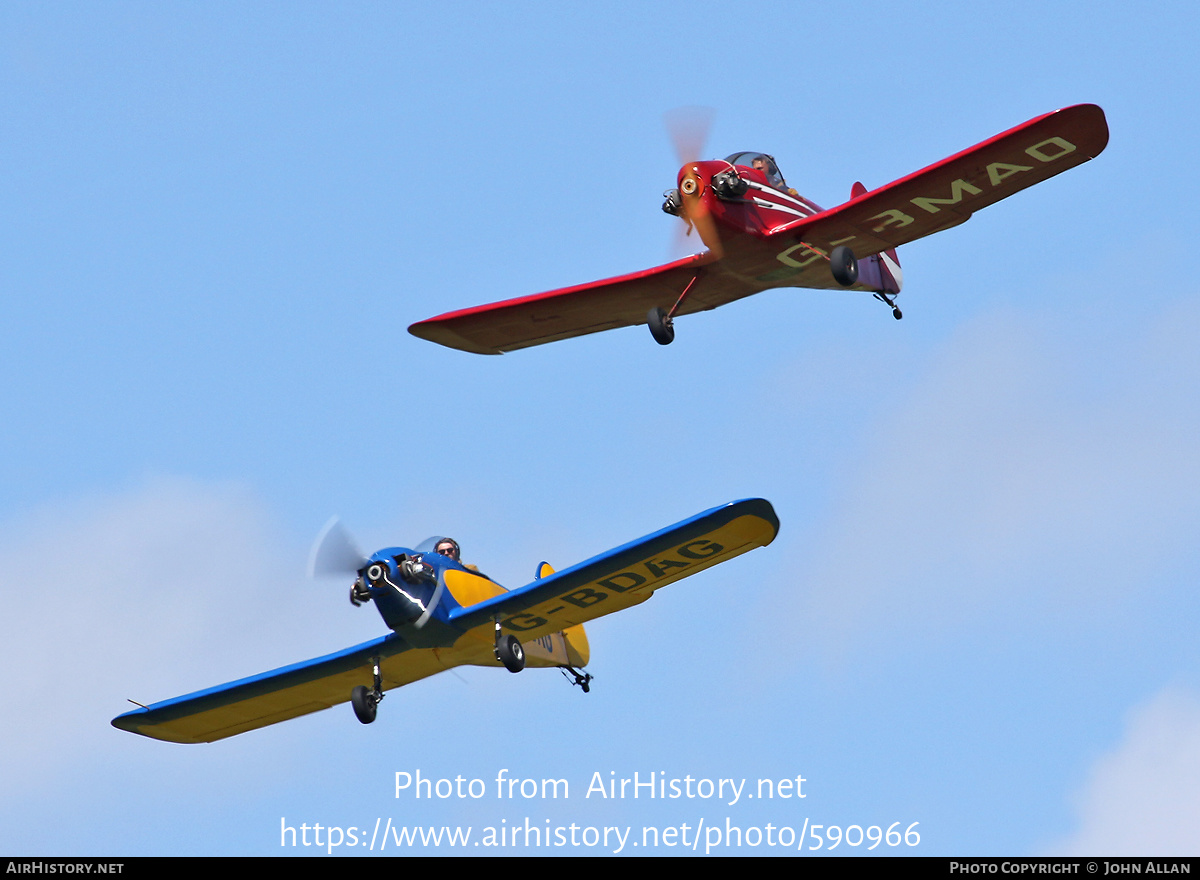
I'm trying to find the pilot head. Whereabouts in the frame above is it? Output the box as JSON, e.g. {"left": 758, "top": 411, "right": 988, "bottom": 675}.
{"left": 752, "top": 154, "right": 783, "bottom": 187}
{"left": 435, "top": 538, "right": 461, "bottom": 562}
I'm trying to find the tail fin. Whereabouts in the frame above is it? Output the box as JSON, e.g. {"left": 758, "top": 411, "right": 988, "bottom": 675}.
{"left": 849, "top": 182, "right": 902, "bottom": 293}
{"left": 531, "top": 561, "right": 589, "bottom": 666}
{"left": 877, "top": 247, "right": 902, "bottom": 292}
{"left": 562, "top": 624, "right": 590, "bottom": 667}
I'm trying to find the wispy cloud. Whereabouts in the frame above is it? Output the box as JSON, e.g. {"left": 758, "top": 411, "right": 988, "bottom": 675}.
{"left": 1048, "top": 686, "right": 1200, "bottom": 855}
{"left": 0, "top": 477, "right": 281, "bottom": 788}
{"left": 781, "top": 298, "right": 1200, "bottom": 656}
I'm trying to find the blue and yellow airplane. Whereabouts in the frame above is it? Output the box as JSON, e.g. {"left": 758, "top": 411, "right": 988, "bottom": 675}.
{"left": 112, "top": 499, "right": 779, "bottom": 743}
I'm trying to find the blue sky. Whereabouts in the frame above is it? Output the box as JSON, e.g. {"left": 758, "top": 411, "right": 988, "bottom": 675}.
{"left": 2, "top": 1, "right": 1199, "bottom": 856}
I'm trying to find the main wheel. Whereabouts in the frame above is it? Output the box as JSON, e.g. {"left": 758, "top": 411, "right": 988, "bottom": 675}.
{"left": 892, "top": 307, "right": 903, "bottom": 320}
{"left": 497, "top": 635, "right": 525, "bottom": 673}
{"left": 647, "top": 307, "right": 675, "bottom": 345}
{"left": 830, "top": 245, "right": 859, "bottom": 287}
{"left": 351, "top": 685, "right": 377, "bottom": 724}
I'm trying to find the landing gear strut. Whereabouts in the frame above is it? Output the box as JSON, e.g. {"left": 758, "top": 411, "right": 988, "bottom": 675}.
{"left": 351, "top": 656, "right": 385, "bottom": 724}
{"left": 647, "top": 273, "right": 701, "bottom": 345}
{"left": 494, "top": 618, "right": 525, "bottom": 673}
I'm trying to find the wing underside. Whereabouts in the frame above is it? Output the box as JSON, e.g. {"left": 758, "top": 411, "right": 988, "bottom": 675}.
{"left": 111, "top": 634, "right": 438, "bottom": 743}
{"left": 449, "top": 498, "right": 780, "bottom": 642}
{"left": 774, "top": 103, "right": 1109, "bottom": 258}
{"left": 407, "top": 252, "right": 740, "bottom": 355}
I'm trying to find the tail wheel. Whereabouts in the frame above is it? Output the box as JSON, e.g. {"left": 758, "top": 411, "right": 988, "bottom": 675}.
{"left": 830, "top": 245, "right": 859, "bottom": 287}
{"left": 351, "top": 685, "right": 378, "bottom": 724}
{"left": 647, "top": 307, "right": 675, "bottom": 345}
{"left": 497, "top": 635, "right": 526, "bottom": 673}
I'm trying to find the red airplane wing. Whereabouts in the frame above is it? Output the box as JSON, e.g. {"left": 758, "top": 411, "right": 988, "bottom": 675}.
{"left": 770, "top": 103, "right": 1109, "bottom": 259}
{"left": 410, "top": 105, "right": 1107, "bottom": 355}
{"left": 407, "top": 251, "right": 744, "bottom": 354}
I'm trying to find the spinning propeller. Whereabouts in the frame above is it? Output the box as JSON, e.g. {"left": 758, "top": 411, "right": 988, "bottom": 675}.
{"left": 308, "top": 517, "right": 367, "bottom": 579}
{"left": 664, "top": 105, "right": 713, "bottom": 167}
{"left": 665, "top": 106, "right": 723, "bottom": 258}
{"left": 307, "top": 517, "right": 445, "bottom": 624}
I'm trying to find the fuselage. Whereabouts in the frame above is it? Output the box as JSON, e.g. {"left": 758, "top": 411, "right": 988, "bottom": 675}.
{"left": 360, "top": 546, "right": 588, "bottom": 667}
{"left": 674, "top": 158, "right": 903, "bottom": 297}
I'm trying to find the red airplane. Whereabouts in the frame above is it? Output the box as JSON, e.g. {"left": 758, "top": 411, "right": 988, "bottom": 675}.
{"left": 409, "top": 105, "right": 1108, "bottom": 354}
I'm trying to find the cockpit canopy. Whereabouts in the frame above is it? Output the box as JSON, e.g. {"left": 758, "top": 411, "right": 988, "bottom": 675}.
{"left": 726, "top": 152, "right": 786, "bottom": 190}
{"left": 414, "top": 536, "right": 458, "bottom": 560}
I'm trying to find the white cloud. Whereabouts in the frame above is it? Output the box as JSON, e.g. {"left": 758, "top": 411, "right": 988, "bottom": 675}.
{"left": 780, "top": 297, "right": 1200, "bottom": 654}
{"left": 1049, "top": 687, "right": 1200, "bottom": 855}
{"left": 0, "top": 477, "right": 299, "bottom": 787}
